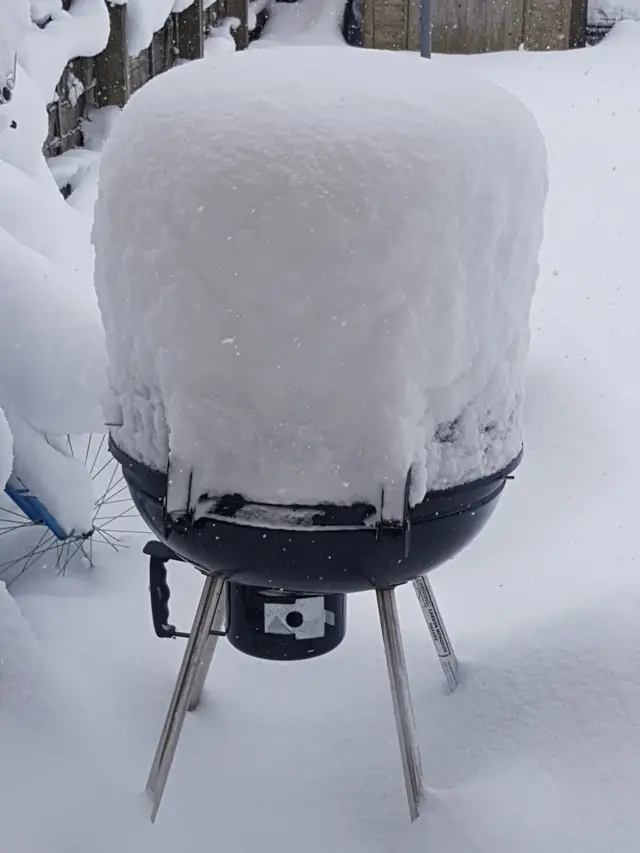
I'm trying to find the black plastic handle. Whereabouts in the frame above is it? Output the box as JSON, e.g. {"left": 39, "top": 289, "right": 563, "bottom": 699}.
{"left": 149, "top": 555, "right": 188, "bottom": 639}
{"left": 144, "top": 540, "right": 227, "bottom": 641}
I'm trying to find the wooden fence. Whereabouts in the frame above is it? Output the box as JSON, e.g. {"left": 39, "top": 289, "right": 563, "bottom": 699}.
{"left": 363, "top": 0, "right": 589, "bottom": 53}
{"left": 45, "top": 0, "right": 268, "bottom": 159}
{"left": 45, "top": 0, "right": 603, "bottom": 161}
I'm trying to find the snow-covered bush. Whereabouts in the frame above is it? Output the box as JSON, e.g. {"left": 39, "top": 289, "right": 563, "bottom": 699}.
{"left": 0, "top": 3, "right": 29, "bottom": 71}
{"left": 0, "top": 1, "right": 109, "bottom": 440}
{"left": 0, "top": 3, "right": 28, "bottom": 119}
{"left": 0, "top": 0, "right": 237, "bottom": 546}
{"left": 0, "top": 1, "right": 110, "bottom": 541}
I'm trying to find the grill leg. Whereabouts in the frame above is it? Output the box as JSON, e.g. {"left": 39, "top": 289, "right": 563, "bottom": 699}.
{"left": 376, "top": 587, "right": 424, "bottom": 822}
{"left": 187, "top": 583, "right": 227, "bottom": 712}
{"left": 412, "top": 575, "right": 460, "bottom": 692}
{"left": 146, "top": 573, "right": 226, "bottom": 822}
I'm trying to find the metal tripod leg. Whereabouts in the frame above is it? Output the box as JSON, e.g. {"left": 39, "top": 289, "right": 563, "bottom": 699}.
{"left": 412, "top": 575, "right": 460, "bottom": 692}
{"left": 376, "top": 587, "right": 424, "bottom": 822}
{"left": 187, "top": 582, "right": 227, "bottom": 712}
{"left": 146, "top": 573, "right": 226, "bottom": 822}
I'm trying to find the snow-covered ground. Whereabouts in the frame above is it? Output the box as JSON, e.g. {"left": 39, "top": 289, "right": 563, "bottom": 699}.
{"left": 3, "top": 10, "right": 640, "bottom": 853}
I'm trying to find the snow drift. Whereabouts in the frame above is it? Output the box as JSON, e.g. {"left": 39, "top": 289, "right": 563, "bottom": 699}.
{"left": 0, "top": 407, "right": 13, "bottom": 487}
{"left": 0, "top": 1, "right": 29, "bottom": 81}
{"left": 94, "top": 47, "right": 547, "bottom": 516}
{"left": 0, "top": 0, "right": 28, "bottom": 140}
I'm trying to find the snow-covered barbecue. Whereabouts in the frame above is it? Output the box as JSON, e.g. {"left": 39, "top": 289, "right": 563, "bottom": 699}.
{"left": 94, "top": 45, "right": 547, "bottom": 824}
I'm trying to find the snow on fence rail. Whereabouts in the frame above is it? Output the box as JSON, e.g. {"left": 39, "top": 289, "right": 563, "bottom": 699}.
{"left": 586, "top": 0, "right": 640, "bottom": 41}
{"left": 44, "top": 0, "right": 269, "bottom": 160}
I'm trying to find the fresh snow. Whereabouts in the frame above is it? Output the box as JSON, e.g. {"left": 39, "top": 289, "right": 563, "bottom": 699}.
{"left": 49, "top": 105, "right": 122, "bottom": 215}
{"left": 20, "top": 0, "right": 110, "bottom": 104}
{"left": 111, "top": 0, "right": 198, "bottom": 57}
{"left": 0, "top": 64, "right": 106, "bottom": 437}
{"left": 204, "top": 19, "right": 239, "bottom": 53}
{"left": 93, "top": 47, "right": 547, "bottom": 515}
{"left": 2, "top": 6, "right": 640, "bottom": 853}
{"left": 0, "top": 583, "right": 149, "bottom": 852}
{"left": 114, "top": 0, "right": 270, "bottom": 55}
{"left": 8, "top": 411, "right": 96, "bottom": 535}
{"left": 0, "top": 220, "right": 106, "bottom": 435}
{"left": 0, "top": 407, "right": 12, "bottom": 487}
{"left": 30, "top": 0, "right": 64, "bottom": 23}
{"left": 0, "top": 1, "right": 29, "bottom": 84}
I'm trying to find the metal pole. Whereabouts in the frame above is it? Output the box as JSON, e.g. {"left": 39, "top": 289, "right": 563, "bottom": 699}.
{"left": 376, "top": 587, "right": 424, "bottom": 822}
{"left": 420, "top": 0, "right": 432, "bottom": 58}
{"left": 187, "top": 583, "right": 227, "bottom": 712}
{"left": 146, "top": 573, "right": 226, "bottom": 822}
{"left": 412, "top": 575, "right": 460, "bottom": 692}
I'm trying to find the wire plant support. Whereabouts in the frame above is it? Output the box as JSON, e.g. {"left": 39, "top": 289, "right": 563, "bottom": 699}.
{"left": 0, "top": 432, "right": 147, "bottom": 583}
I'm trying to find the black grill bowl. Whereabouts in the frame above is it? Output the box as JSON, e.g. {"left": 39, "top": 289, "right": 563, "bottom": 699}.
{"left": 111, "top": 440, "right": 521, "bottom": 594}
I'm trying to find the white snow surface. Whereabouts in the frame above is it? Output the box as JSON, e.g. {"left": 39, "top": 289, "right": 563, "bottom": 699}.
{"left": 30, "top": 0, "right": 64, "bottom": 22}
{"left": 204, "top": 19, "right": 239, "bottom": 54}
{"left": 0, "top": 0, "right": 29, "bottom": 82}
{"left": 0, "top": 175, "right": 106, "bottom": 435}
{"left": 49, "top": 105, "right": 122, "bottom": 215}
{"left": 7, "top": 410, "right": 95, "bottom": 535}
{"left": 112, "top": 0, "right": 199, "bottom": 56}
{"left": 94, "top": 47, "right": 547, "bottom": 515}
{"left": 21, "top": 0, "right": 110, "bottom": 104}
{"left": 0, "top": 583, "right": 150, "bottom": 852}
{"left": 0, "top": 0, "right": 29, "bottom": 69}
{"left": 0, "top": 406, "right": 13, "bottom": 487}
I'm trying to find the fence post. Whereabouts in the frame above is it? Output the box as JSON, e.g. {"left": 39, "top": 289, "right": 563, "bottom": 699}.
{"left": 569, "top": 0, "right": 589, "bottom": 46}
{"left": 226, "top": 0, "right": 250, "bottom": 49}
{"left": 95, "top": 1, "right": 130, "bottom": 107}
{"left": 524, "top": 0, "right": 587, "bottom": 49}
{"left": 175, "top": 0, "right": 205, "bottom": 60}
{"left": 362, "top": 0, "right": 414, "bottom": 50}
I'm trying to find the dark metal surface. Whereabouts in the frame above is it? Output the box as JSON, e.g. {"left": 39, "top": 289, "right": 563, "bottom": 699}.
{"left": 227, "top": 583, "right": 347, "bottom": 660}
{"left": 112, "top": 439, "right": 521, "bottom": 593}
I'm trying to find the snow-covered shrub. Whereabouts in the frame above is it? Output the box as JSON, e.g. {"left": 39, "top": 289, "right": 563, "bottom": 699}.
{"left": 0, "top": 1, "right": 109, "bottom": 542}
{"left": 0, "top": 2, "right": 29, "bottom": 78}
{"left": 0, "top": 2, "right": 108, "bottom": 442}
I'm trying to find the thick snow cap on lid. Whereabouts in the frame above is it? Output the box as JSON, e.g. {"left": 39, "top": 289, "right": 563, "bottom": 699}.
{"left": 93, "top": 46, "right": 547, "bottom": 518}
